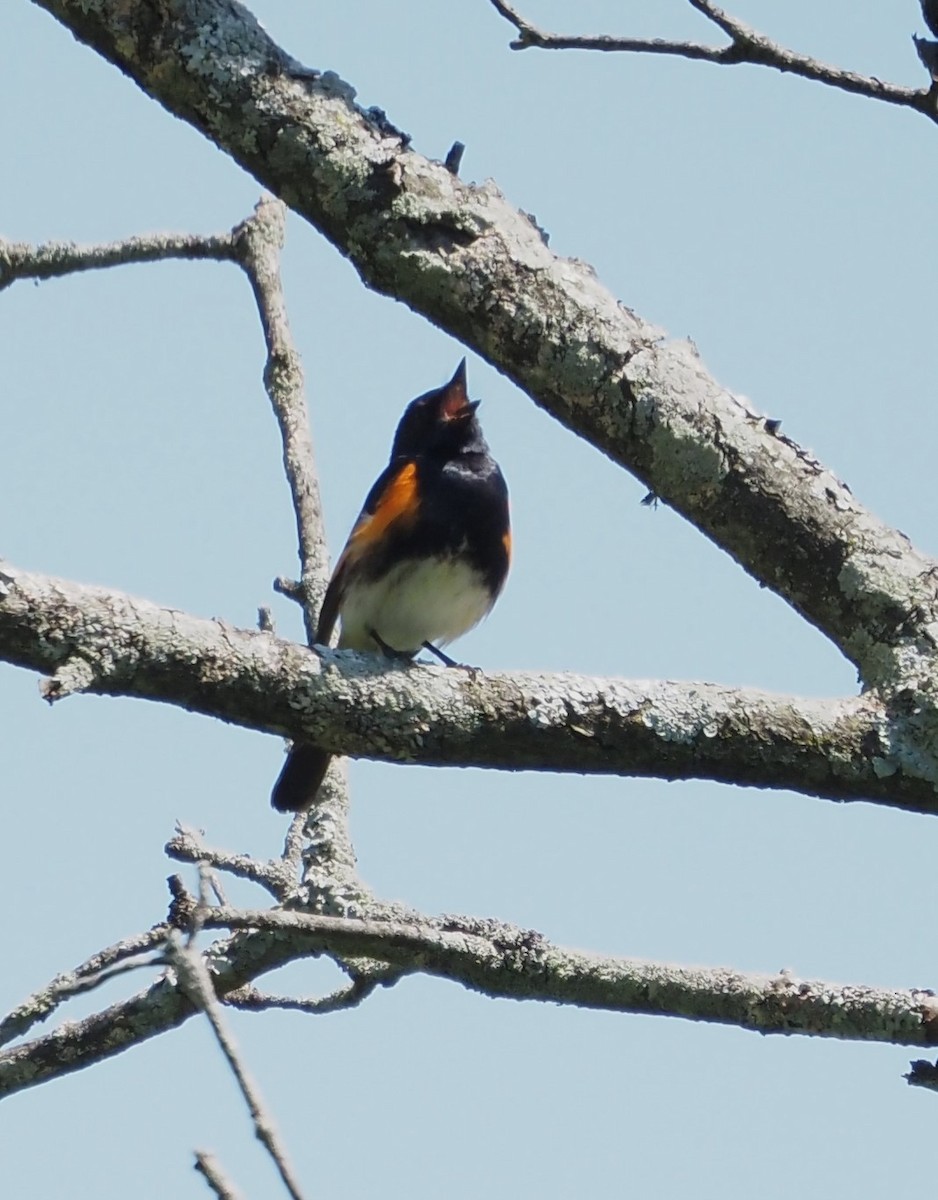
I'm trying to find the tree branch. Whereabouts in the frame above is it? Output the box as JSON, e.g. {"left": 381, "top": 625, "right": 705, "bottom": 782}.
{"left": 28, "top": 0, "right": 938, "bottom": 706}
{"left": 0, "top": 924, "right": 170, "bottom": 1047}
{"left": 166, "top": 825, "right": 299, "bottom": 903}
{"left": 0, "top": 559, "right": 926, "bottom": 809}
{"left": 489, "top": 0, "right": 935, "bottom": 113}
{"left": 0, "top": 228, "right": 239, "bottom": 289}
{"left": 5, "top": 902, "right": 938, "bottom": 1098}
{"left": 229, "top": 197, "right": 327, "bottom": 644}
{"left": 194, "top": 1152, "right": 245, "bottom": 1200}
{"left": 167, "top": 928, "right": 307, "bottom": 1200}
{"left": 224, "top": 971, "right": 393, "bottom": 1015}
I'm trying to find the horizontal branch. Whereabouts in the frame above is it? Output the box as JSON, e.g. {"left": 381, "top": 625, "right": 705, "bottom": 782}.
{"left": 4, "top": 903, "right": 938, "bottom": 1097}
{"left": 490, "top": 0, "right": 934, "bottom": 114}
{"left": 0, "top": 559, "right": 933, "bottom": 810}
{"left": 0, "top": 228, "right": 238, "bottom": 289}
{"left": 31, "top": 0, "right": 938, "bottom": 696}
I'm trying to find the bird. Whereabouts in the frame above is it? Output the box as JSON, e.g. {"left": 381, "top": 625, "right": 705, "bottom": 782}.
{"left": 271, "top": 359, "right": 510, "bottom": 812}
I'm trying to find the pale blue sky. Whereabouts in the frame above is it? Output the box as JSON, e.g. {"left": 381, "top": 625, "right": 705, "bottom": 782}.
{"left": 3, "top": 2, "right": 938, "bottom": 1197}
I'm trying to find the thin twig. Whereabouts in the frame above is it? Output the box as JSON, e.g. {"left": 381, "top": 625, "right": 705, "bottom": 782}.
{"left": 167, "top": 825, "right": 299, "bottom": 902}
{"left": 0, "top": 925, "right": 169, "bottom": 1047}
{"left": 194, "top": 1151, "right": 246, "bottom": 1200}
{"left": 167, "top": 926, "right": 307, "bottom": 1200}
{"left": 0, "top": 230, "right": 238, "bottom": 291}
{"left": 231, "top": 197, "right": 328, "bottom": 644}
{"left": 488, "top": 0, "right": 936, "bottom": 116}
{"left": 225, "top": 969, "right": 397, "bottom": 1015}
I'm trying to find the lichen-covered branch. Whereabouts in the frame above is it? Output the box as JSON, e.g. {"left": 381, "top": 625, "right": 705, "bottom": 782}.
{"left": 0, "top": 559, "right": 931, "bottom": 810}
{"left": 4, "top": 902, "right": 938, "bottom": 1099}
{"left": 166, "top": 826, "right": 299, "bottom": 902}
{"left": 0, "top": 924, "right": 170, "bottom": 1048}
{"left": 166, "top": 928, "right": 307, "bottom": 1200}
{"left": 489, "top": 0, "right": 937, "bottom": 113}
{"left": 29, "top": 0, "right": 938, "bottom": 706}
{"left": 0, "top": 227, "right": 239, "bottom": 289}
{"left": 229, "top": 197, "right": 327, "bottom": 642}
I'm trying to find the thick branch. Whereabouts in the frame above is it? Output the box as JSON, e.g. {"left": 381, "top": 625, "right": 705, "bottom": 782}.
{"left": 489, "top": 0, "right": 935, "bottom": 113}
{"left": 29, "top": 0, "right": 938, "bottom": 696}
{"left": 4, "top": 904, "right": 938, "bottom": 1098}
{"left": 0, "top": 559, "right": 931, "bottom": 810}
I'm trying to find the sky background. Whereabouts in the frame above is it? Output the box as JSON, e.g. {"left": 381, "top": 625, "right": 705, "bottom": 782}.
{"left": 3, "top": 1, "right": 938, "bottom": 1196}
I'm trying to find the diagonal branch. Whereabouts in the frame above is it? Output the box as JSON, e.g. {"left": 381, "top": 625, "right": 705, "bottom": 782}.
{"left": 167, "top": 928, "right": 307, "bottom": 1200}
{"left": 4, "top": 903, "right": 938, "bottom": 1098}
{"left": 0, "top": 924, "right": 170, "bottom": 1047}
{"left": 489, "top": 0, "right": 935, "bottom": 114}
{"left": 29, "top": 0, "right": 938, "bottom": 699}
{"left": 0, "top": 558, "right": 933, "bottom": 811}
{"left": 194, "top": 1152, "right": 245, "bottom": 1200}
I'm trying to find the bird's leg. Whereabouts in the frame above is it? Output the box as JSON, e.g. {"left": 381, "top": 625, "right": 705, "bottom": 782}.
{"left": 368, "top": 627, "right": 416, "bottom": 662}
{"left": 422, "top": 642, "right": 478, "bottom": 675}
{"left": 422, "top": 641, "right": 459, "bottom": 667}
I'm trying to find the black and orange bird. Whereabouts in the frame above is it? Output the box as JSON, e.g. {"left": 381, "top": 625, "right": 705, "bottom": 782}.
{"left": 271, "top": 360, "right": 511, "bottom": 812}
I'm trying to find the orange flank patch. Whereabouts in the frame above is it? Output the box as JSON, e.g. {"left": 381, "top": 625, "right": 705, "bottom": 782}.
{"left": 502, "top": 528, "right": 512, "bottom": 562}
{"left": 350, "top": 461, "right": 420, "bottom": 550}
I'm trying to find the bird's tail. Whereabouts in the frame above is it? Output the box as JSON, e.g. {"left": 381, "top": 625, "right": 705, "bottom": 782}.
{"left": 271, "top": 742, "right": 332, "bottom": 812}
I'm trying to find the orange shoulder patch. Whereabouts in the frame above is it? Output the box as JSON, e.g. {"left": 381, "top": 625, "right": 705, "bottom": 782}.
{"left": 350, "top": 461, "right": 420, "bottom": 550}
{"left": 502, "top": 528, "right": 512, "bottom": 562}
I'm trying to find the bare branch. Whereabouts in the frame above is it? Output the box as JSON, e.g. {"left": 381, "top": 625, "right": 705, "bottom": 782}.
{"left": 201, "top": 907, "right": 938, "bottom": 1053}
{"left": 489, "top": 0, "right": 934, "bottom": 113}
{"left": 166, "top": 825, "right": 299, "bottom": 903}
{"left": 166, "top": 931, "right": 307, "bottom": 1200}
{"left": 1, "top": 559, "right": 927, "bottom": 810}
{"left": 230, "top": 197, "right": 328, "bottom": 642}
{"left": 0, "top": 228, "right": 238, "bottom": 291}
{"left": 224, "top": 969, "right": 395, "bottom": 1015}
{"left": 6, "top": 902, "right": 938, "bottom": 1099}
{"left": 0, "top": 925, "right": 169, "bottom": 1047}
{"left": 194, "top": 1152, "right": 245, "bottom": 1200}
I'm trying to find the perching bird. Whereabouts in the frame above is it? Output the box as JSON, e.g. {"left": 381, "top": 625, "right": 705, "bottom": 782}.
{"left": 271, "top": 360, "right": 511, "bottom": 812}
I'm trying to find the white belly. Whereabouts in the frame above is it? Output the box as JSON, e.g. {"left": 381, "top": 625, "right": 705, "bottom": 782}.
{"left": 339, "top": 556, "right": 494, "bottom": 654}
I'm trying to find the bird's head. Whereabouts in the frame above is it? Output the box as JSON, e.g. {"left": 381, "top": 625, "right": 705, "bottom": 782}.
{"left": 390, "top": 360, "right": 487, "bottom": 459}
